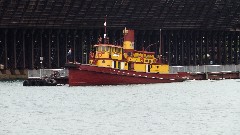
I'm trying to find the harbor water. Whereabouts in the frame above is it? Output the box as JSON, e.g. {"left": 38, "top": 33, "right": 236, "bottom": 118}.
{"left": 0, "top": 80, "right": 240, "bottom": 135}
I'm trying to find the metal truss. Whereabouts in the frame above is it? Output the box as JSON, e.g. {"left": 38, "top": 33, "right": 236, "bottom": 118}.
{"left": 0, "top": 28, "right": 240, "bottom": 69}
{"left": 0, "top": 0, "right": 239, "bottom": 30}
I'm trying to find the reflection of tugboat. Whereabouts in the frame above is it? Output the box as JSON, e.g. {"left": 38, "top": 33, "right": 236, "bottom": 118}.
{"left": 65, "top": 28, "right": 189, "bottom": 86}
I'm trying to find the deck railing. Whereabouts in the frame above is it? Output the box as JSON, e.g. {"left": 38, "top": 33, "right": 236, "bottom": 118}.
{"left": 28, "top": 69, "right": 68, "bottom": 78}
{"left": 27, "top": 65, "right": 240, "bottom": 78}
{"left": 170, "top": 65, "right": 240, "bottom": 73}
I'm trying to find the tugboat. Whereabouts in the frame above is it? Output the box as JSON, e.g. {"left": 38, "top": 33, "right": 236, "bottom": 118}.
{"left": 65, "top": 27, "right": 189, "bottom": 86}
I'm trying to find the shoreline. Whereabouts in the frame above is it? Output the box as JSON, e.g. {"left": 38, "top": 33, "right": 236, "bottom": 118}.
{"left": 0, "top": 69, "right": 27, "bottom": 80}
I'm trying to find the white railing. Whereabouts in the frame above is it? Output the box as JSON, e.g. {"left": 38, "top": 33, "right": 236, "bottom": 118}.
{"left": 170, "top": 65, "right": 240, "bottom": 73}
{"left": 27, "top": 65, "right": 240, "bottom": 77}
{"left": 28, "top": 69, "right": 68, "bottom": 78}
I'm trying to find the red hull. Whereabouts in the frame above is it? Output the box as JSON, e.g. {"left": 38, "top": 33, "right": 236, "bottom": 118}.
{"left": 66, "top": 64, "right": 189, "bottom": 86}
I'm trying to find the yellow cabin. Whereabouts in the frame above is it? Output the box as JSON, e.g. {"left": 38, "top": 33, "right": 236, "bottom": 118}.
{"left": 89, "top": 28, "right": 169, "bottom": 74}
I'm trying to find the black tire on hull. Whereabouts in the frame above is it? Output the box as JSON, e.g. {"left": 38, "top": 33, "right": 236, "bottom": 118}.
{"left": 30, "top": 80, "right": 35, "bottom": 86}
{"left": 35, "top": 80, "right": 40, "bottom": 86}
{"left": 38, "top": 80, "right": 44, "bottom": 86}
{"left": 23, "top": 79, "right": 57, "bottom": 86}
{"left": 23, "top": 80, "right": 30, "bottom": 86}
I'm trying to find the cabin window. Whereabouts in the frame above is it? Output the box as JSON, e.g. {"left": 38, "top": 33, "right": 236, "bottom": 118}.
{"left": 157, "top": 66, "right": 159, "bottom": 68}
{"left": 116, "top": 48, "right": 120, "bottom": 53}
{"left": 98, "top": 46, "right": 103, "bottom": 51}
{"left": 145, "top": 60, "right": 148, "bottom": 62}
{"left": 149, "top": 60, "right": 151, "bottom": 63}
{"left": 106, "top": 46, "right": 110, "bottom": 51}
{"left": 96, "top": 46, "right": 100, "bottom": 51}
{"left": 118, "top": 62, "right": 121, "bottom": 69}
{"left": 102, "top": 46, "right": 106, "bottom": 51}
{"left": 102, "top": 60, "right": 105, "bottom": 63}
{"left": 112, "top": 47, "right": 116, "bottom": 52}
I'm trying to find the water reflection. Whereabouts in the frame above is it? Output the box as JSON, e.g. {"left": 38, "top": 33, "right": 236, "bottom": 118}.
{"left": 0, "top": 80, "right": 240, "bottom": 134}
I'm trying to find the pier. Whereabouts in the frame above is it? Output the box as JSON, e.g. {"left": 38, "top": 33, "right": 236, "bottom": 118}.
{"left": 0, "top": 0, "right": 240, "bottom": 80}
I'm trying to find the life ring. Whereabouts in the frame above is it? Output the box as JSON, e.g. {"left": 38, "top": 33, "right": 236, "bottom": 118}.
{"left": 93, "top": 59, "right": 97, "bottom": 64}
{"left": 90, "top": 52, "right": 94, "bottom": 58}
{"left": 140, "top": 57, "right": 144, "bottom": 62}
{"left": 98, "top": 52, "right": 103, "bottom": 58}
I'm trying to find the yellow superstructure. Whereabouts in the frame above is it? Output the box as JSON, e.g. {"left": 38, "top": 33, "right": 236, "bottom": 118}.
{"left": 89, "top": 28, "right": 169, "bottom": 74}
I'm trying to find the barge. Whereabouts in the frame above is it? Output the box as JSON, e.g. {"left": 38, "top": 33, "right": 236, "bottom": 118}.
{"left": 23, "top": 69, "right": 68, "bottom": 86}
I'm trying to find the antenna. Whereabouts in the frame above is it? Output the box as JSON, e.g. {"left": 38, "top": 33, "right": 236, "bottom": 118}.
{"left": 145, "top": 43, "right": 157, "bottom": 51}
{"left": 159, "top": 29, "right": 162, "bottom": 56}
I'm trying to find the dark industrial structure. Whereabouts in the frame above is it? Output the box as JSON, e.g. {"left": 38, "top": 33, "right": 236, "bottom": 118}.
{"left": 0, "top": 0, "right": 240, "bottom": 69}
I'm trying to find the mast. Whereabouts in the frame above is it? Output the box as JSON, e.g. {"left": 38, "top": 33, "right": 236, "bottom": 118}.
{"left": 159, "top": 29, "right": 162, "bottom": 63}
{"left": 104, "top": 15, "right": 107, "bottom": 44}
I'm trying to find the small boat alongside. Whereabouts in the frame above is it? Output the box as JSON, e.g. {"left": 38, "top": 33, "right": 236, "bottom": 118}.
{"left": 23, "top": 69, "right": 68, "bottom": 86}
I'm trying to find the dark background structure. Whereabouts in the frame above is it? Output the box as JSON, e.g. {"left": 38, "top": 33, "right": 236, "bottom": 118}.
{"left": 0, "top": 0, "right": 240, "bottom": 69}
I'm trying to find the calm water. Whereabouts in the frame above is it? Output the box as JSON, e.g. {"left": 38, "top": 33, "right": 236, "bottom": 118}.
{"left": 0, "top": 80, "right": 240, "bottom": 135}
